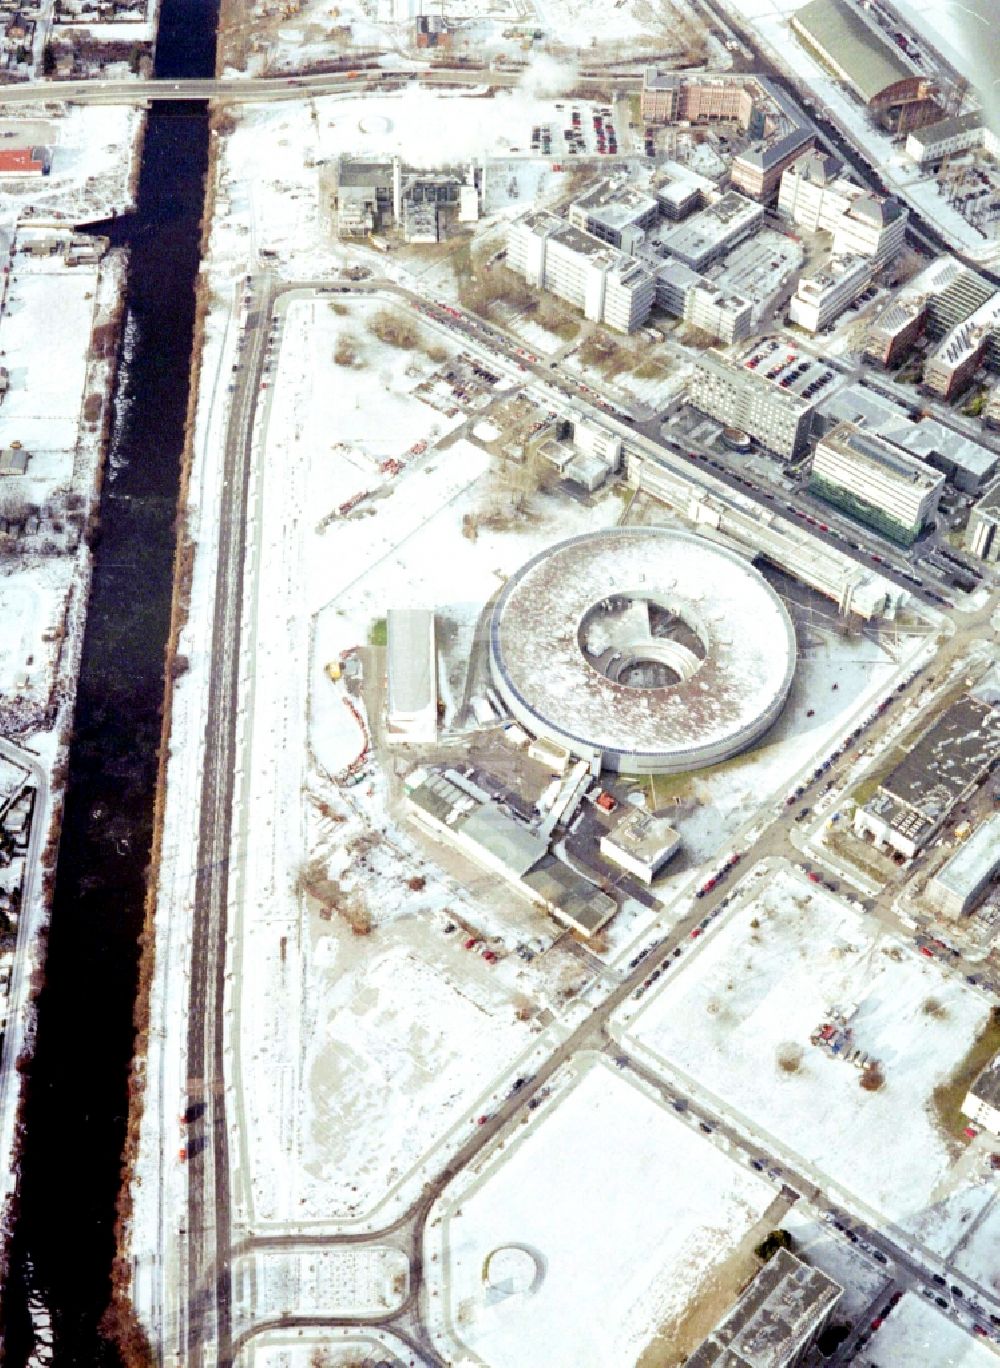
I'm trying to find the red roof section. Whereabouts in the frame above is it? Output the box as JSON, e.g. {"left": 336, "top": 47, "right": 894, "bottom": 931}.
{"left": 0, "top": 147, "right": 44, "bottom": 174}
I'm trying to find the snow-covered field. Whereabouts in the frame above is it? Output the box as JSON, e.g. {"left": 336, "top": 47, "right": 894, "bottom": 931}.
{"left": 427, "top": 1055, "right": 777, "bottom": 1368}
{"left": 0, "top": 264, "right": 97, "bottom": 468}
{"left": 618, "top": 864, "right": 990, "bottom": 1235}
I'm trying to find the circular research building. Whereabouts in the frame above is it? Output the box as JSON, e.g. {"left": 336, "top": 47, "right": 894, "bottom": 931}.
{"left": 489, "top": 528, "right": 796, "bottom": 775}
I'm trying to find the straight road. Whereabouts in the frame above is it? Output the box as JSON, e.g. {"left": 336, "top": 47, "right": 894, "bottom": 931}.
{"left": 0, "top": 65, "right": 642, "bottom": 105}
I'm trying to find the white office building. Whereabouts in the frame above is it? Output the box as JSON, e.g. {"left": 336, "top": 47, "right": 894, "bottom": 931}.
{"left": 684, "top": 282, "right": 754, "bottom": 343}
{"left": 789, "top": 254, "right": 872, "bottom": 333}
{"left": 810, "top": 422, "right": 944, "bottom": 545}
{"left": 778, "top": 151, "right": 907, "bottom": 267}
{"left": 687, "top": 352, "right": 818, "bottom": 459}
{"left": 507, "top": 211, "right": 656, "bottom": 334}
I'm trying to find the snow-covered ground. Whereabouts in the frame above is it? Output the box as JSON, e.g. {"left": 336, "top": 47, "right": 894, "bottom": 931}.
{"left": 860, "top": 1293, "right": 996, "bottom": 1367}
{"left": 426, "top": 1055, "right": 778, "bottom": 1368}
{"left": 617, "top": 864, "right": 991, "bottom": 1241}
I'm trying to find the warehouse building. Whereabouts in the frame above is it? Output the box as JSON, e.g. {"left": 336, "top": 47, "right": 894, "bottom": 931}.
{"left": 789, "top": 254, "right": 872, "bottom": 333}
{"left": 790, "top": 0, "right": 940, "bottom": 133}
{"left": 853, "top": 696, "right": 1000, "bottom": 858}
{"left": 967, "top": 477, "right": 1000, "bottom": 562}
{"left": 810, "top": 422, "right": 944, "bottom": 546}
{"left": 568, "top": 179, "right": 659, "bottom": 253}
{"left": 927, "top": 814, "right": 1000, "bottom": 918}
{"left": 687, "top": 351, "right": 819, "bottom": 460}
{"left": 877, "top": 417, "right": 998, "bottom": 494}
{"left": 687, "top": 1248, "right": 842, "bottom": 1368}
{"left": 600, "top": 809, "right": 681, "bottom": 884}
{"left": 506, "top": 211, "right": 656, "bottom": 333}
{"left": 386, "top": 608, "right": 438, "bottom": 745}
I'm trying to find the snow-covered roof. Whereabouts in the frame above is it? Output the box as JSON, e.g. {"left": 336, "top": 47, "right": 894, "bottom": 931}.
{"left": 490, "top": 529, "right": 796, "bottom": 770}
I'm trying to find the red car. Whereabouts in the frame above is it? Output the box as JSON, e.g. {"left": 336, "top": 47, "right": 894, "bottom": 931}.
{"left": 920, "top": 946, "right": 935, "bottom": 958}
{"left": 691, "top": 927, "right": 703, "bottom": 939}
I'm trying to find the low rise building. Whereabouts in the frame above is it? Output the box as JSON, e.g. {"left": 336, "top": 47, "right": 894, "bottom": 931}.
{"left": 386, "top": 609, "right": 437, "bottom": 745}
{"left": 810, "top": 421, "right": 944, "bottom": 546}
{"left": 687, "top": 1247, "right": 842, "bottom": 1368}
{"left": 967, "top": 476, "right": 1000, "bottom": 562}
{"left": 600, "top": 809, "right": 680, "bottom": 884}
{"left": 0, "top": 146, "right": 47, "bottom": 177}
{"left": 405, "top": 766, "right": 615, "bottom": 937}
{"left": 789, "top": 254, "right": 872, "bottom": 333}
{"left": 687, "top": 351, "right": 819, "bottom": 460}
{"left": 905, "top": 110, "right": 1000, "bottom": 167}
{"left": 863, "top": 254, "right": 969, "bottom": 367}
{"left": 507, "top": 211, "right": 656, "bottom": 334}
{"left": 853, "top": 696, "right": 1000, "bottom": 858}
{"left": 927, "top": 814, "right": 1000, "bottom": 918}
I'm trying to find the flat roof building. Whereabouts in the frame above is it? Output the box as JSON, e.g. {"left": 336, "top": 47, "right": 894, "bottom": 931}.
{"left": 600, "top": 809, "right": 681, "bottom": 884}
{"left": 507, "top": 210, "right": 656, "bottom": 334}
{"left": 687, "top": 1247, "right": 842, "bottom": 1368}
{"left": 688, "top": 351, "right": 819, "bottom": 460}
{"left": 386, "top": 608, "right": 437, "bottom": 745}
{"left": 854, "top": 696, "right": 1000, "bottom": 858}
{"left": 568, "top": 179, "right": 659, "bottom": 253}
{"left": 789, "top": 254, "right": 872, "bottom": 334}
{"left": 927, "top": 814, "right": 1000, "bottom": 919}
{"left": 810, "top": 421, "right": 944, "bottom": 546}
{"left": 657, "top": 191, "right": 764, "bottom": 272}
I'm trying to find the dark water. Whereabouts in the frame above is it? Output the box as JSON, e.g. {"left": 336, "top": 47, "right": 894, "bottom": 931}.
{"left": 2, "top": 6, "right": 218, "bottom": 1363}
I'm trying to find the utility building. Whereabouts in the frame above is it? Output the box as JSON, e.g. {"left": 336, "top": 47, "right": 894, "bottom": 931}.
{"left": 385, "top": 609, "right": 438, "bottom": 745}
{"left": 600, "top": 809, "right": 681, "bottom": 884}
